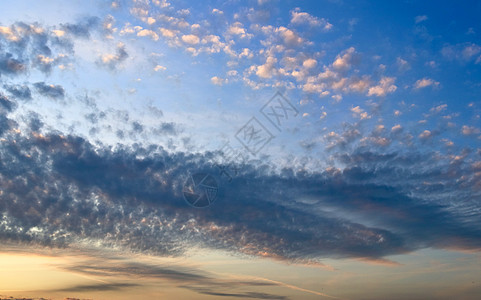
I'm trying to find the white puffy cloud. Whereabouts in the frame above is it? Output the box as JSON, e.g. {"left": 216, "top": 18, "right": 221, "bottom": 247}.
{"left": 414, "top": 78, "right": 440, "bottom": 89}
{"left": 276, "top": 26, "right": 303, "bottom": 46}
{"left": 256, "top": 56, "right": 277, "bottom": 78}
{"left": 367, "top": 77, "right": 397, "bottom": 96}
{"left": 349, "top": 76, "right": 371, "bottom": 93}
{"left": 237, "top": 48, "right": 253, "bottom": 59}
{"left": 159, "top": 28, "right": 177, "bottom": 38}
{"left": 228, "top": 22, "right": 253, "bottom": 39}
{"left": 290, "top": 8, "right": 333, "bottom": 31}
{"left": 137, "top": 29, "right": 159, "bottom": 41}
{"left": 351, "top": 106, "right": 371, "bottom": 120}
{"left": 419, "top": 130, "right": 432, "bottom": 140}
{"left": 391, "top": 124, "right": 403, "bottom": 133}
{"left": 332, "top": 47, "right": 356, "bottom": 70}
{"left": 181, "top": 34, "right": 200, "bottom": 45}
{"left": 146, "top": 17, "right": 156, "bottom": 25}
{"left": 303, "top": 58, "right": 317, "bottom": 69}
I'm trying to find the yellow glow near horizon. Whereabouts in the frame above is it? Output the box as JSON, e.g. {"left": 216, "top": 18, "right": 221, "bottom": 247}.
{"left": 0, "top": 252, "right": 95, "bottom": 292}
{"left": 0, "top": 246, "right": 480, "bottom": 300}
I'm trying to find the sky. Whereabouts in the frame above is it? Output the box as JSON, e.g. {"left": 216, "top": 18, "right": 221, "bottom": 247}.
{"left": 0, "top": 0, "right": 480, "bottom": 299}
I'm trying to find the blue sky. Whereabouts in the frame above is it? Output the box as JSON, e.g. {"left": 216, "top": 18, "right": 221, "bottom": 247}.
{"left": 0, "top": 1, "right": 480, "bottom": 299}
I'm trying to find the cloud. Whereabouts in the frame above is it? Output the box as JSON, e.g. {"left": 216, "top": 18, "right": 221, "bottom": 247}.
{"left": 414, "top": 78, "right": 440, "bottom": 89}
{"left": 396, "top": 57, "right": 410, "bottom": 71}
{"left": 461, "top": 125, "right": 480, "bottom": 136}
{"left": 60, "top": 17, "right": 100, "bottom": 38}
{"left": 290, "top": 8, "right": 333, "bottom": 31}
{"left": 351, "top": 105, "right": 371, "bottom": 120}
{"left": 3, "top": 84, "right": 32, "bottom": 100}
{"left": 256, "top": 56, "right": 278, "bottom": 79}
{"left": 227, "top": 22, "right": 253, "bottom": 39}
{"left": 55, "top": 283, "right": 140, "bottom": 292}
{"left": 429, "top": 104, "right": 448, "bottom": 114}
{"left": 181, "top": 34, "right": 200, "bottom": 45}
{"left": 183, "top": 287, "right": 288, "bottom": 299}
{"left": 0, "top": 26, "right": 20, "bottom": 41}
{"left": 418, "top": 129, "right": 433, "bottom": 140}
{"left": 34, "top": 82, "right": 65, "bottom": 99}
{"left": 97, "top": 43, "right": 128, "bottom": 70}
{"left": 302, "top": 58, "right": 317, "bottom": 69}
{"left": 415, "top": 15, "right": 428, "bottom": 23}
{"left": 0, "top": 94, "right": 17, "bottom": 112}
{"left": 441, "top": 43, "right": 481, "bottom": 63}
{"left": 154, "top": 65, "right": 166, "bottom": 71}
{"left": 367, "top": 77, "right": 397, "bottom": 96}
{"left": 212, "top": 8, "right": 224, "bottom": 15}
{"left": 137, "top": 29, "right": 159, "bottom": 41}
{"left": 332, "top": 47, "right": 356, "bottom": 70}
{"left": 0, "top": 4, "right": 480, "bottom": 277}
{"left": 391, "top": 124, "right": 403, "bottom": 133}
{"left": 276, "top": 27, "right": 302, "bottom": 46}
{"left": 0, "top": 53, "right": 26, "bottom": 75}
{"left": 0, "top": 103, "right": 480, "bottom": 266}
{"left": 211, "top": 76, "right": 226, "bottom": 85}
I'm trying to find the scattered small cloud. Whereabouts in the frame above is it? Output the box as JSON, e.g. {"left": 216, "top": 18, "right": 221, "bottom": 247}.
{"left": 414, "top": 78, "right": 440, "bottom": 89}
{"left": 415, "top": 15, "right": 428, "bottom": 24}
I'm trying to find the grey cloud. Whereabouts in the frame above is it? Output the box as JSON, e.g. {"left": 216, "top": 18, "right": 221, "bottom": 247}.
{"left": 183, "top": 286, "right": 288, "bottom": 300}
{"left": 0, "top": 94, "right": 17, "bottom": 112}
{"left": 0, "top": 53, "right": 26, "bottom": 75}
{"left": 34, "top": 82, "right": 65, "bottom": 99}
{"left": 3, "top": 84, "right": 32, "bottom": 100}
{"left": 0, "top": 117, "right": 479, "bottom": 264}
{"left": 0, "top": 20, "right": 104, "bottom": 78}
{"left": 55, "top": 283, "right": 139, "bottom": 292}
{"left": 60, "top": 17, "right": 101, "bottom": 38}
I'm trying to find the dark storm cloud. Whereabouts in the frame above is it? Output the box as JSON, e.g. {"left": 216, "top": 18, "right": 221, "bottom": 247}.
{"left": 0, "top": 103, "right": 480, "bottom": 266}
{"left": 0, "top": 75, "right": 480, "bottom": 266}
{"left": 34, "top": 82, "right": 65, "bottom": 99}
